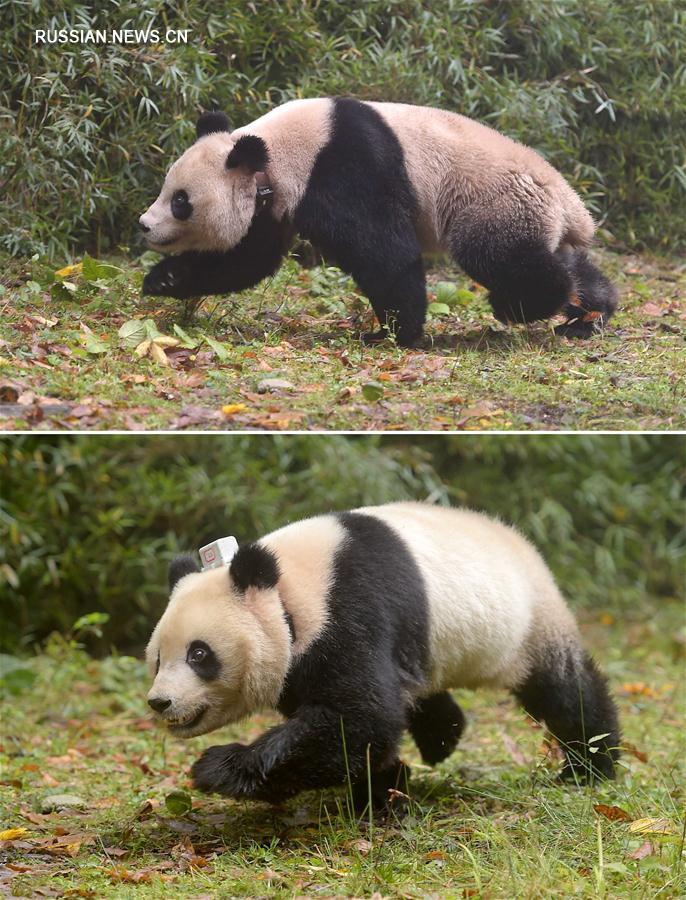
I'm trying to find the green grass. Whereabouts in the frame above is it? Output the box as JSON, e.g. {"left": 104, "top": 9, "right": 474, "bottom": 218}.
{"left": 1, "top": 603, "right": 684, "bottom": 898}
{"left": 0, "top": 249, "right": 684, "bottom": 431}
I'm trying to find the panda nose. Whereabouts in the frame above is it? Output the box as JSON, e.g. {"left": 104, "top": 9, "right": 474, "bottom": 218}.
{"left": 148, "top": 697, "right": 171, "bottom": 713}
{"left": 139, "top": 219, "right": 151, "bottom": 233}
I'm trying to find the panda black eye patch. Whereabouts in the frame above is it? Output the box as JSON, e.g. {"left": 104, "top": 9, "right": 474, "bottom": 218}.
{"left": 186, "top": 640, "right": 220, "bottom": 680}
{"left": 171, "top": 190, "right": 192, "bottom": 220}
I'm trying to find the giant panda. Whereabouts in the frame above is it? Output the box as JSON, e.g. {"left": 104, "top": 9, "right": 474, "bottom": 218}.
{"left": 146, "top": 502, "right": 620, "bottom": 809}
{"left": 139, "top": 98, "right": 618, "bottom": 348}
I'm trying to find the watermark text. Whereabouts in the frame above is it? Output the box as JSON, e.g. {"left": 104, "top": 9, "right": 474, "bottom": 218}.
{"left": 34, "top": 27, "right": 191, "bottom": 45}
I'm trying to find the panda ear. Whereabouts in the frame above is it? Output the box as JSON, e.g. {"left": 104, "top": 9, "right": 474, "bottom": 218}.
{"left": 229, "top": 543, "right": 279, "bottom": 593}
{"left": 196, "top": 110, "right": 231, "bottom": 139}
{"left": 226, "top": 135, "right": 269, "bottom": 173}
{"left": 168, "top": 554, "right": 200, "bottom": 591}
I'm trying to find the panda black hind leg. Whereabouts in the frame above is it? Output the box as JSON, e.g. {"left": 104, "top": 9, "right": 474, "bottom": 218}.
{"left": 555, "top": 249, "right": 619, "bottom": 338}
{"left": 513, "top": 643, "right": 620, "bottom": 782}
{"left": 408, "top": 692, "right": 466, "bottom": 765}
{"left": 451, "top": 224, "right": 575, "bottom": 327}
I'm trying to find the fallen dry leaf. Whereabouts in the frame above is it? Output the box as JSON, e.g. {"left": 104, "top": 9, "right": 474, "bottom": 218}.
{"left": 149, "top": 342, "right": 171, "bottom": 367}
{"left": 627, "top": 840, "right": 653, "bottom": 860}
{"left": 0, "top": 385, "right": 20, "bottom": 403}
{"left": 347, "top": 838, "right": 372, "bottom": 855}
{"left": 222, "top": 403, "right": 247, "bottom": 416}
{"left": 621, "top": 741, "right": 648, "bottom": 763}
{"left": 629, "top": 817, "right": 674, "bottom": 835}
{"left": 594, "top": 804, "right": 632, "bottom": 822}
{"left": 0, "top": 827, "right": 31, "bottom": 841}
{"left": 104, "top": 866, "right": 152, "bottom": 884}
{"left": 640, "top": 302, "right": 667, "bottom": 317}
{"left": 502, "top": 733, "right": 527, "bottom": 766}
{"left": 459, "top": 401, "right": 503, "bottom": 421}
{"left": 621, "top": 682, "right": 658, "bottom": 698}
{"left": 55, "top": 263, "right": 82, "bottom": 278}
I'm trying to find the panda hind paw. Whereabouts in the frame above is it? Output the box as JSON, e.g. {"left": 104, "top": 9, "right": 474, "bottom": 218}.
{"left": 554, "top": 318, "right": 601, "bottom": 339}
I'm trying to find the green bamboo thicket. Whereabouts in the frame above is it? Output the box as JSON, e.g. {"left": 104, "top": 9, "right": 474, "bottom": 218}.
{"left": 1, "top": 0, "right": 684, "bottom": 259}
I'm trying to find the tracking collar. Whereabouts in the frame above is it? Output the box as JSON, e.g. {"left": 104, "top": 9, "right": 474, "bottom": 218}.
{"left": 198, "top": 535, "right": 295, "bottom": 644}
{"left": 254, "top": 171, "right": 274, "bottom": 214}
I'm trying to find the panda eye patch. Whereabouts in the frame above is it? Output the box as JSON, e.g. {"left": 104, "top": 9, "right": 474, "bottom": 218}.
{"left": 171, "top": 190, "right": 192, "bottom": 221}
{"left": 186, "top": 640, "right": 220, "bottom": 680}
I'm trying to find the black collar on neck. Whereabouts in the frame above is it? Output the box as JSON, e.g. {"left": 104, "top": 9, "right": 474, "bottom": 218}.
{"left": 254, "top": 171, "right": 274, "bottom": 215}
{"left": 283, "top": 609, "right": 296, "bottom": 644}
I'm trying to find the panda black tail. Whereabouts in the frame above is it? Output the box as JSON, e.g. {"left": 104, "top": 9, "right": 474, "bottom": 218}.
{"left": 555, "top": 249, "right": 618, "bottom": 338}
{"left": 513, "top": 645, "right": 621, "bottom": 782}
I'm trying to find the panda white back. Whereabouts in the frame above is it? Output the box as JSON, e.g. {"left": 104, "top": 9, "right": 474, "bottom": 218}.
{"left": 355, "top": 502, "right": 574, "bottom": 691}
{"left": 366, "top": 102, "right": 594, "bottom": 252}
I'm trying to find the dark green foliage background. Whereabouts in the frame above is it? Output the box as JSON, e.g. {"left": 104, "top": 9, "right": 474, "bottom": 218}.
{"left": 0, "top": 434, "right": 683, "bottom": 653}
{"left": 2, "top": 0, "right": 684, "bottom": 258}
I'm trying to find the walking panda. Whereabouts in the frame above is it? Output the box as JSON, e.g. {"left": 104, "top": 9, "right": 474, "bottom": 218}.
{"left": 140, "top": 98, "right": 617, "bottom": 348}
{"left": 146, "top": 503, "right": 620, "bottom": 808}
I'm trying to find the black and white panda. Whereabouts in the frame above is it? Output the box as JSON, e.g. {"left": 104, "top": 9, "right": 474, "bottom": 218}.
{"left": 140, "top": 98, "right": 618, "bottom": 348}
{"left": 146, "top": 503, "right": 620, "bottom": 808}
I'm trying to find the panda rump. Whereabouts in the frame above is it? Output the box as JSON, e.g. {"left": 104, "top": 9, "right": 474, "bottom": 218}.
{"left": 140, "top": 98, "right": 618, "bottom": 346}
{"left": 146, "top": 503, "right": 620, "bottom": 808}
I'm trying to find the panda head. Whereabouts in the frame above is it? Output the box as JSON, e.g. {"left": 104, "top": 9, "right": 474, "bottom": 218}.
{"left": 145, "top": 545, "right": 290, "bottom": 738}
{"left": 139, "top": 111, "right": 269, "bottom": 254}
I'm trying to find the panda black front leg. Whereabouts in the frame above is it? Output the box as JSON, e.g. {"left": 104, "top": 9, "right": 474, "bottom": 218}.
{"left": 191, "top": 742, "right": 262, "bottom": 798}
{"left": 142, "top": 215, "right": 288, "bottom": 301}
{"left": 408, "top": 692, "right": 466, "bottom": 765}
{"left": 192, "top": 704, "right": 403, "bottom": 805}
{"left": 354, "top": 256, "right": 428, "bottom": 349}
{"left": 143, "top": 254, "right": 198, "bottom": 299}
{"left": 351, "top": 759, "right": 412, "bottom": 813}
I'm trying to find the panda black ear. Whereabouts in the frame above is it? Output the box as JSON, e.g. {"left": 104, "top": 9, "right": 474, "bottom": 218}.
{"left": 226, "top": 135, "right": 269, "bottom": 173}
{"left": 168, "top": 554, "right": 200, "bottom": 591}
{"left": 196, "top": 110, "right": 231, "bottom": 139}
{"left": 229, "top": 543, "right": 280, "bottom": 592}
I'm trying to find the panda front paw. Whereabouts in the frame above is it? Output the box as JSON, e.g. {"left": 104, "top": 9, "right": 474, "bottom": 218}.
{"left": 191, "top": 743, "right": 264, "bottom": 798}
{"left": 142, "top": 256, "right": 196, "bottom": 299}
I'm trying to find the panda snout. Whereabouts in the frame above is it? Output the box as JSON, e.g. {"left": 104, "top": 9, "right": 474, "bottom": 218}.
{"left": 138, "top": 216, "right": 151, "bottom": 234}
{"left": 148, "top": 696, "right": 171, "bottom": 713}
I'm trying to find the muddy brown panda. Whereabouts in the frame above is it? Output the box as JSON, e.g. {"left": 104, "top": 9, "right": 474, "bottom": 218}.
{"left": 139, "top": 98, "right": 618, "bottom": 348}
{"left": 145, "top": 503, "right": 620, "bottom": 810}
